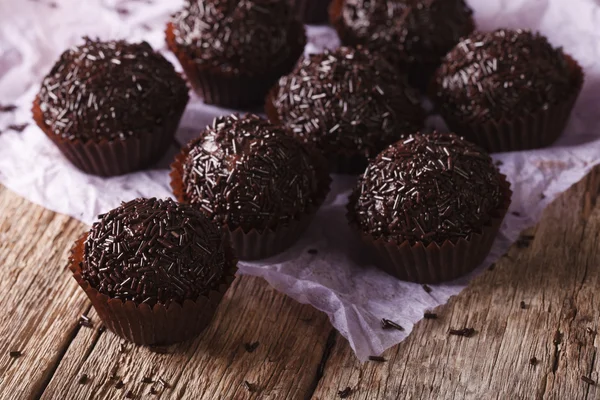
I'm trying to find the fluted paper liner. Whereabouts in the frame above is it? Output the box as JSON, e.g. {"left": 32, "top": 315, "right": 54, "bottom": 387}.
{"left": 165, "top": 21, "right": 306, "bottom": 109}
{"left": 32, "top": 96, "right": 187, "bottom": 177}
{"left": 68, "top": 233, "right": 237, "bottom": 345}
{"left": 292, "top": 0, "right": 331, "bottom": 24}
{"left": 170, "top": 144, "right": 331, "bottom": 261}
{"left": 347, "top": 174, "right": 512, "bottom": 283}
{"left": 433, "top": 54, "right": 584, "bottom": 153}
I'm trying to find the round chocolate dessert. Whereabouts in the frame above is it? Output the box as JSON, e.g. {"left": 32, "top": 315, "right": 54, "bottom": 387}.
{"left": 33, "top": 38, "right": 189, "bottom": 176}
{"left": 330, "top": 0, "right": 474, "bottom": 88}
{"left": 82, "top": 198, "right": 234, "bottom": 307}
{"left": 166, "top": 0, "right": 306, "bottom": 107}
{"left": 348, "top": 133, "right": 511, "bottom": 282}
{"left": 267, "top": 46, "right": 425, "bottom": 174}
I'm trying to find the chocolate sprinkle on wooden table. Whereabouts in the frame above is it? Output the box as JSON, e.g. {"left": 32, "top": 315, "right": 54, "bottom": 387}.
{"left": 586, "top": 327, "right": 597, "bottom": 336}
{"left": 142, "top": 376, "right": 153, "bottom": 384}
{"left": 520, "top": 301, "right": 527, "bottom": 309}
{"left": 78, "top": 374, "right": 88, "bottom": 384}
{"left": 125, "top": 390, "right": 134, "bottom": 398}
{"left": 82, "top": 198, "right": 232, "bottom": 307}
{"left": 449, "top": 328, "right": 475, "bottom": 337}
{"left": 9, "top": 350, "right": 21, "bottom": 358}
{"left": 78, "top": 315, "right": 92, "bottom": 327}
{"left": 368, "top": 356, "right": 386, "bottom": 362}
{"left": 581, "top": 375, "right": 596, "bottom": 385}
{"left": 115, "top": 380, "right": 124, "bottom": 389}
{"left": 381, "top": 318, "right": 404, "bottom": 331}
{"left": 338, "top": 386, "right": 352, "bottom": 398}
{"left": 424, "top": 312, "right": 438, "bottom": 319}
{"left": 244, "top": 341, "right": 260, "bottom": 353}
{"left": 529, "top": 357, "right": 538, "bottom": 366}
{"left": 243, "top": 380, "right": 255, "bottom": 392}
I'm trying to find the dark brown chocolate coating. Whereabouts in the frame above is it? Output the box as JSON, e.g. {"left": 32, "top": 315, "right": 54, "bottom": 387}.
{"left": 270, "top": 46, "right": 424, "bottom": 163}
{"left": 332, "top": 0, "right": 474, "bottom": 74}
{"left": 170, "top": 0, "right": 299, "bottom": 75}
{"left": 431, "top": 29, "right": 575, "bottom": 123}
{"left": 351, "top": 133, "right": 504, "bottom": 245}
{"left": 37, "top": 38, "right": 188, "bottom": 142}
{"left": 181, "top": 114, "right": 324, "bottom": 233}
{"left": 82, "top": 198, "right": 231, "bottom": 307}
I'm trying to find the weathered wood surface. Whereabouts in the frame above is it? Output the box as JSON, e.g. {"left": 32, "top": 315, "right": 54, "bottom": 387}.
{"left": 1, "top": 166, "right": 600, "bottom": 399}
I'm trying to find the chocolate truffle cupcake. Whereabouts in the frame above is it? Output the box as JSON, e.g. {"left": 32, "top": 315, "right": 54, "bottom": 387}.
{"left": 430, "top": 29, "right": 584, "bottom": 153}
{"left": 348, "top": 133, "right": 511, "bottom": 283}
{"left": 68, "top": 198, "right": 237, "bottom": 345}
{"left": 166, "top": 0, "right": 306, "bottom": 108}
{"left": 330, "top": 0, "right": 475, "bottom": 89}
{"left": 266, "top": 46, "right": 425, "bottom": 174}
{"left": 170, "top": 114, "right": 330, "bottom": 260}
{"left": 291, "top": 0, "right": 332, "bottom": 24}
{"left": 32, "top": 38, "right": 189, "bottom": 177}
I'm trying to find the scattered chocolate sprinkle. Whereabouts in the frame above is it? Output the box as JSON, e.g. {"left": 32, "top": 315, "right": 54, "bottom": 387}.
{"left": 271, "top": 46, "right": 424, "bottom": 164}
{"left": 432, "top": 29, "right": 575, "bottom": 123}
{"left": 150, "top": 387, "right": 158, "bottom": 395}
{"left": 115, "top": 380, "right": 125, "bottom": 389}
{"left": 9, "top": 350, "right": 22, "bottom": 358}
{"left": 381, "top": 318, "right": 404, "bottom": 331}
{"left": 553, "top": 330, "right": 562, "bottom": 345}
{"left": 351, "top": 133, "right": 506, "bottom": 246}
{"left": 540, "top": 193, "right": 546, "bottom": 200}
{"left": 78, "top": 374, "right": 89, "bottom": 385}
{"left": 170, "top": 0, "right": 299, "bottom": 75}
{"left": 422, "top": 284, "right": 432, "bottom": 293}
{"left": 115, "top": 7, "right": 130, "bottom": 15}
{"left": 181, "top": 114, "right": 326, "bottom": 233}
{"left": 82, "top": 198, "right": 233, "bottom": 307}
{"left": 529, "top": 357, "right": 538, "bottom": 366}
{"left": 37, "top": 38, "right": 188, "bottom": 142}
{"left": 7, "top": 123, "right": 28, "bottom": 133}
{"left": 338, "top": 386, "right": 352, "bottom": 398}
{"left": 582, "top": 375, "right": 596, "bottom": 385}
{"left": 449, "top": 328, "right": 475, "bottom": 337}
{"left": 424, "top": 312, "right": 438, "bottom": 319}
{"left": 244, "top": 341, "right": 260, "bottom": 353}
{"left": 125, "top": 390, "right": 134, "bottom": 399}
{"left": 586, "top": 327, "right": 597, "bottom": 336}
{"left": 368, "top": 356, "right": 386, "bottom": 362}
{"left": 158, "top": 378, "right": 169, "bottom": 388}
{"left": 0, "top": 104, "right": 17, "bottom": 112}
{"left": 308, "top": 249, "right": 318, "bottom": 255}
{"left": 520, "top": 301, "right": 527, "bottom": 309}
{"left": 243, "top": 380, "right": 254, "bottom": 392}
{"left": 517, "top": 235, "right": 534, "bottom": 248}
{"left": 512, "top": 211, "right": 521, "bottom": 217}
{"left": 332, "top": 0, "right": 474, "bottom": 77}
{"left": 488, "top": 263, "right": 496, "bottom": 271}
{"left": 142, "top": 376, "right": 153, "bottom": 384}
{"left": 119, "top": 343, "right": 127, "bottom": 353}
{"left": 79, "top": 314, "right": 92, "bottom": 327}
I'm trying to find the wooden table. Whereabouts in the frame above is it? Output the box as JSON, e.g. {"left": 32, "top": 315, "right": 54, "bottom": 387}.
{"left": 1, "top": 166, "right": 600, "bottom": 400}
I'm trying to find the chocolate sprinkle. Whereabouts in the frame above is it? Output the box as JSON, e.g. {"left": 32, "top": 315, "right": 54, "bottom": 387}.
{"left": 125, "top": 390, "right": 134, "bottom": 399}
{"left": 520, "top": 301, "right": 527, "bottom": 309}
{"left": 368, "top": 356, "right": 386, "bottom": 362}
{"left": 271, "top": 46, "right": 424, "bottom": 163}
{"left": 333, "top": 0, "right": 474, "bottom": 73}
{"left": 142, "top": 376, "right": 153, "bottom": 384}
{"left": 352, "top": 133, "right": 505, "bottom": 245}
{"left": 78, "top": 374, "right": 89, "bottom": 385}
{"left": 170, "top": 0, "right": 298, "bottom": 75}
{"left": 79, "top": 314, "right": 92, "bottom": 327}
{"left": 37, "top": 38, "right": 188, "bottom": 142}
{"left": 307, "top": 248, "right": 318, "bottom": 255}
{"left": 7, "top": 123, "right": 28, "bottom": 133}
{"left": 424, "top": 312, "right": 437, "bottom": 319}
{"left": 422, "top": 284, "right": 432, "bottom": 293}
{"left": 338, "top": 387, "right": 352, "bottom": 398}
{"left": 582, "top": 376, "right": 596, "bottom": 385}
{"left": 243, "top": 380, "right": 255, "bottom": 392}
{"left": 381, "top": 318, "right": 404, "bottom": 331}
{"left": 115, "top": 380, "right": 125, "bottom": 389}
{"left": 82, "top": 198, "right": 232, "bottom": 307}
{"left": 9, "top": 350, "right": 21, "bottom": 358}
{"left": 432, "top": 29, "right": 575, "bottom": 123}
{"left": 449, "top": 327, "right": 475, "bottom": 337}
{"left": 529, "top": 357, "right": 538, "bottom": 366}
{"left": 181, "top": 114, "right": 325, "bottom": 233}
{"left": 244, "top": 341, "right": 260, "bottom": 353}
{"left": 0, "top": 104, "right": 17, "bottom": 112}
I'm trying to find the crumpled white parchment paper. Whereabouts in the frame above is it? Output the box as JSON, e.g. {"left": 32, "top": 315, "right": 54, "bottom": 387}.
{"left": 1, "top": 0, "right": 599, "bottom": 361}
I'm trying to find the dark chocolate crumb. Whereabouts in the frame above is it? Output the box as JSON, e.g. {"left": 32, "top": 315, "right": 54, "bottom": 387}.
{"left": 422, "top": 284, "right": 432, "bottom": 294}
{"left": 7, "top": 123, "right": 28, "bottom": 132}
{"left": 540, "top": 193, "right": 546, "bottom": 199}
{"left": 0, "top": 104, "right": 17, "bottom": 112}
{"left": 582, "top": 375, "right": 596, "bottom": 385}
{"left": 368, "top": 356, "right": 386, "bottom": 362}
{"left": 243, "top": 380, "right": 255, "bottom": 392}
{"left": 115, "top": 7, "right": 129, "bottom": 15}
{"left": 488, "top": 263, "right": 496, "bottom": 271}
{"left": 449, "top": 328, "right": 475, "bottom": 337}
{"left": 78, "top": 374, "right": 88, "bottom": 385}
{"left": 553, "top": 330, "right": 562, "bottom": 346}
{"left": 119, "top": 343, "right": 127, "bottom": 353}
{"left": 125, "top": 390, "right": 134, "bottom": 399}
{"left": 158, "top": 378, "right": 169, "bottom": 388}
{"left": 244, "top": 341, "right": 260, "bottom": 353}
{"left": 512, "top": 211, "right": 521, "bottom": 217}
{"left": 586, "top": 327, "right": 597, "bottom": 336}
{"left": 79, "top": 315, "right": 92, "bottom": 328}
{"left": 308, "top": 249, "right": 319, "bottom": 255}
{"left": 142, "top": 376, "right": 153, "bottom": 384}
{"left": 115, "top": 380, "right": 125, "bottom": 389}
{"left": 9, "top": 350, "right": 22, "bottom": 358}
{"left": 520, "top": 301, "right": 527, "bottom": 309}
{"left": 150, "top": 387, "right": 158, "bottom": 395}
{"left": 529, "top": 357, "right": 538, "bottom": 366}
{"left": 338, "top": 386, "right": 352, "bottom": 398}
{"left": 424, "top": 312, "right": 438, "bottom": 319}
{"left": 381, "top": 318, "right": 404, "bottom": 331}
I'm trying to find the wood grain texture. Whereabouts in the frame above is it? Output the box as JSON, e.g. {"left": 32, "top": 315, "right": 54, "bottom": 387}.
{"left": 311, "top": 167, "right": 600, "bottom": 400}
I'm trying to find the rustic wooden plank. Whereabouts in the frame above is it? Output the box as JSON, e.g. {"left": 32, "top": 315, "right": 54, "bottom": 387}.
{"left": 311, "top": 166, "right": 600, "bottom": 400}
{"left": 0, "top": 186, "right": 90, "bottom": 399}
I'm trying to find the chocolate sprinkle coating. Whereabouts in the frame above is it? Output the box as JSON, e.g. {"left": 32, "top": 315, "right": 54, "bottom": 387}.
{"left": 333, "top": 0, "right": 474, "bottom": 72}
{"left": 170, "top": 0, "right": 297, "bottom": 75}
{"left": 352, "top": 133, "right": 504, "bottom": 246}
{"left": 431, "top": 29, "right": 574, "bottom": 122}
{"left": 271, "top": 46, "right": 424, "bottom": 162}
{"left": 182, "top": 114, "right": 323, "bottom": 233}
{"left": 37, "top": 38, "right": 188, "bottom": 142}
{"left": 82, "top": 198, "right": 232, "bottom": 307}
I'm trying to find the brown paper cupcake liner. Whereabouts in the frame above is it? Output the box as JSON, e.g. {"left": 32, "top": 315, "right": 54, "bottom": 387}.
{"left": 165, "top": 21, "right": 306, "bottom": 109}
{"left": 68, "top": 233, "right": 237, "bottom": 345}
{"left": 170, "top": 144, "right": 331, "bottom": 261}
{"left": 292, "top": 0, "right": 332, "bottom": 24}
{"left": 32, "top": 97, "right": 187, "bottom": 177}
{"left": 347, "top": 174, "right": 512, "bottom": 283}
{"left": 434, "top": 54, "right": 584, "bottom": 153}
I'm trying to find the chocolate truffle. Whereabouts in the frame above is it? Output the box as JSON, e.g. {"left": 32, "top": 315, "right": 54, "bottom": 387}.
{"left": 166, "top": 0, "right": 306, "bottom": 108}
{"left": 33, "top": 38, "right": 189, "bottom": 176}
{"left": 266, "top": 46, "right": 425, "bottom": 174}
{"left": 348, "top": 133, "right": 511, "bottom": 282}
{"left": 330, "top": 0, "right": 474, "bottom": 88}
{"left": 430, "top": 29, "right": 584, "bottom": 152}
{"left": 82, "top": 198, "right": 233, "bottom": 307}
